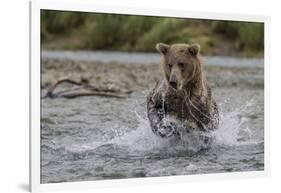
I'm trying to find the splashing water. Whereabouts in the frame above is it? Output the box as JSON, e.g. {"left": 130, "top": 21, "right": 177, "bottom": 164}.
{"left": 214, "top": 99, "right": 254, "bottom": 146}
{"left": 72, "top": 96, "right": 255, "bottom": 158}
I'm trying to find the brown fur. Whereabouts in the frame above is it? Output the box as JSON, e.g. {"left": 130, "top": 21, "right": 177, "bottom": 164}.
{"left": 147, "top": 43, "right": 219, "bottom": 138}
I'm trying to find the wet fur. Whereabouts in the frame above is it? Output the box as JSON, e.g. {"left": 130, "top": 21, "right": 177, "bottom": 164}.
{"left": 147, "top": 43, "right": 219, "bottom": 138}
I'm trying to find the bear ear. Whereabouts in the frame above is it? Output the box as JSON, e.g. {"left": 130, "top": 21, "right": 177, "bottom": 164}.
{"left": 188, "top": 44, "right": 200, "bottom": 56}
{"left": 156, "top": 43, "right": 170, "bottom": 55}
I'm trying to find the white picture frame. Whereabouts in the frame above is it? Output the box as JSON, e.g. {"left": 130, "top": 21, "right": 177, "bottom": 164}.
{"left": 30, "top": 0, "right": 270, "bottom": 192}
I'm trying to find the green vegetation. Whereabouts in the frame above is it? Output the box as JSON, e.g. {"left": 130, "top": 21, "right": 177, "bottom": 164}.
{"left": 41, "top": 10, "right": 264, "bottom": 57}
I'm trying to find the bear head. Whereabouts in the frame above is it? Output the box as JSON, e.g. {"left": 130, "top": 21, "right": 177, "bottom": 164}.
{"left": 156, "top": 43, "right": 202, "bottom": 91}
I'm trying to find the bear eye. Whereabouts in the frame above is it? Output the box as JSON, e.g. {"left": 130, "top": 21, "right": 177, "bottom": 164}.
{"left": 178, "top": 62, "right": 185, "bottom": 69}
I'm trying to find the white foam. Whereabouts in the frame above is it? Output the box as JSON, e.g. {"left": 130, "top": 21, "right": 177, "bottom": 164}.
{"left": 213, "top": 100, "right": 254, "bottom": 146}
{"left": 70, "top": 98, "right": 255, "bottom": 155}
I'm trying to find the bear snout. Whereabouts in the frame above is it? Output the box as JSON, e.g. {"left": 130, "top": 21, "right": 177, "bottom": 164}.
{"left": 169, "top": 74, "right": 178, "bottom": 89}
{"left": 169, "top": 81, "right": 177, "bottom": 90}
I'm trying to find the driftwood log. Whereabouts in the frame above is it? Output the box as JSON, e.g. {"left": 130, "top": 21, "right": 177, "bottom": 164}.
{"left": 42, "top": 78, "right": 132, "bottom": 99}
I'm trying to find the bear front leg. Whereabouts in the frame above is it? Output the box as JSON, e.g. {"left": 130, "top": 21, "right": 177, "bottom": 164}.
{"left": 147, "top": 91, "right": 177, "bottom": 138}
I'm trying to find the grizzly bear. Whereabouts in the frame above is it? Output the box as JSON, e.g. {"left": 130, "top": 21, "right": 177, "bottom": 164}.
{"left": 147, "top": 43, "right": 219, "bottom": 138}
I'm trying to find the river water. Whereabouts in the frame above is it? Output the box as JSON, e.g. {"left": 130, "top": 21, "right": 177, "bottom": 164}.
{"left": 41, "top": 50, "right": 264, "bottom": 183}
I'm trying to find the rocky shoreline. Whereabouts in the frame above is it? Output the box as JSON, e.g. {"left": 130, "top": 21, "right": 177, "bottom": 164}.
{"left": 41, "top": 58, "right": 264, "bottom": 93}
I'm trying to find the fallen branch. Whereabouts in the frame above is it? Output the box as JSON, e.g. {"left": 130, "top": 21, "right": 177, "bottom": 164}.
{"left": 42, "top": 77, "right": 132, "bottom": 99}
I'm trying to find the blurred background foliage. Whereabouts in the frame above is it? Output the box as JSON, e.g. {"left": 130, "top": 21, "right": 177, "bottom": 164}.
{"left": 41, "top": 10, "right": 264, "bottom": 57}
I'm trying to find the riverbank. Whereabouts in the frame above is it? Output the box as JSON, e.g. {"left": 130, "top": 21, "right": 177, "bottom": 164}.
{"left": 41, "top": 53, "right": 264, "bottom": 92}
